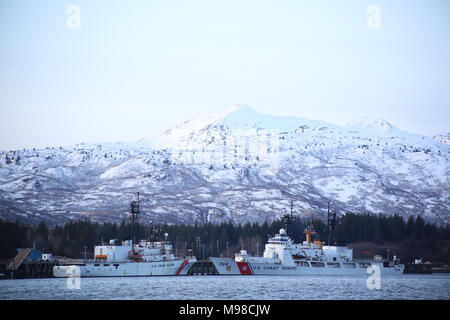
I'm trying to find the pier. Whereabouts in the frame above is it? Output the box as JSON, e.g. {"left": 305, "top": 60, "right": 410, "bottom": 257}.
{"left": 187, "top": 260, "right": 219, "bottom": 276}
{"left": 1, "top": 260, "right": 55, "bottom": 279}
{"left": 0, "top": 248, "right": 55, "bottom": 279}
{"left": 432, "top": 263, "right": 450, "bottom": 273}
{"left": 404, "top": 263, "right": 432, "bottom": 274}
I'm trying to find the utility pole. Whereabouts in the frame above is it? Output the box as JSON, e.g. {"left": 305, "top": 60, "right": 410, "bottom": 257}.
{"left": 282, "top": 200, "right": 294, "bottom": 235}
{"left": 175, "top": 236, "right": 178, "bottom": 257}
{"left": 196, "top": 236, "right": 201, "bottom": 258}
{"left": 202, "top": 244, "right": 205, "bottom": 261}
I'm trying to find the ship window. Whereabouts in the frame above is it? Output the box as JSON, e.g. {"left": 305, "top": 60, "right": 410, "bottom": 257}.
{"left": 343, "top": 263, "right": 356, "bottom": 268}
{"left": 327, "top": 263, "right": 341, "bottom": 268}
{"left": 311, "top": 262, "right": 325, "bottom": 267}
{"left": 359, "top": 262, "right": 370, "bottom": 268}
{"left": 294, "top": 261, "right": 310, "bottom": 267}
{"left": 103, "top": 264, "right": 109, "bottom": 266}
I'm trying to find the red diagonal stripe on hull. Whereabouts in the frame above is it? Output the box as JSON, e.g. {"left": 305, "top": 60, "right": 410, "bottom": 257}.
{"left": 236, "top": 262, "right": 253, "bottom": 275}
{"left": 176, "top": 259, "right": 189, "bottom": 275}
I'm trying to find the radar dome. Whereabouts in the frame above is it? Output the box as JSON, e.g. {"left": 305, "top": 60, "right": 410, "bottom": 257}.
{"left": 279, "top": 228, "right": 286, "bottom": 235}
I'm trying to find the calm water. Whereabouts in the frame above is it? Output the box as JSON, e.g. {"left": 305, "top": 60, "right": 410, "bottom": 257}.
{"left": 0, "top": 274, "right": 449, "bottom": 300}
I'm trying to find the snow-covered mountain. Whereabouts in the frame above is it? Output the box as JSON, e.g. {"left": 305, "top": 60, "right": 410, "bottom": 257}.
{"left": 158, "top": 104, "right": 338, "bottom": 149}
{"left": 1, "top": 105, "right": 449, "bottom": 226}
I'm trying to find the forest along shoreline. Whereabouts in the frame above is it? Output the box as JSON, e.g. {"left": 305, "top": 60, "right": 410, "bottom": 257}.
{"left": 1, "top": 213, "right": 449, "bottom": 266}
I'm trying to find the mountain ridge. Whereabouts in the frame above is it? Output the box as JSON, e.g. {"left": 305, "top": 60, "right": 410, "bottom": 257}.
{"left": 0, "top": 105, "right": 449, "bottom": 226}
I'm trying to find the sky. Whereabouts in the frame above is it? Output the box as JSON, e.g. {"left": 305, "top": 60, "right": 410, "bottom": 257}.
{"left": 0, "top": 0, "right": 449, "bottom": 150}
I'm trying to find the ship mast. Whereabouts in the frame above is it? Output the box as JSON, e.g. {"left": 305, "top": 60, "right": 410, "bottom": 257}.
{"left": 304, "top": 221, "right": 316, "bottom": 244}
{"left": 130, "top": 192, "right": 140, "bottom": 246}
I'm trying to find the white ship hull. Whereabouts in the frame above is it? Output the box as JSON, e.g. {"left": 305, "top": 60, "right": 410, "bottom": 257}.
{"left": 210, "top": 257, "right": 404, "bottom": 276}
{"left": 53, "top": 258, "right": 196, "bottom": 277}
